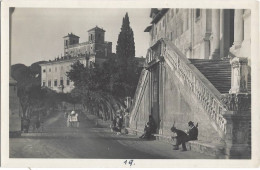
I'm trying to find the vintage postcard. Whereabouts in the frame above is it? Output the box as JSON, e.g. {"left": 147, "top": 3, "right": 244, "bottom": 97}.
{"left": 1, "top": 0, "right": 260, "bottom": 168}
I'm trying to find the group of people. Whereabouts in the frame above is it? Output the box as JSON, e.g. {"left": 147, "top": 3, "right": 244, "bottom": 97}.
{"left": 65, "top": 110, "right": 79, "bottom": 128}
{"left": 111, "top": 114, "right": 123, "bottom": 135}
{"left": 139, "top": 115, "right": 198, "bottom": 152}
{"left": 171, "top": 121, "right": 198, "bottom": 151}
{"left": 21, "top": 116, "right": 44, "bottom": 133}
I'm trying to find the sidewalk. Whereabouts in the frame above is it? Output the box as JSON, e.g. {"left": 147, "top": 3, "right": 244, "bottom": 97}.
{"left": 84, "top": 114, "right": 217, "bottom": 159}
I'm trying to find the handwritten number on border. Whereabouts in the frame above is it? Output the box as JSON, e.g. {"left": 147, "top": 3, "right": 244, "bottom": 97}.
{"left": 124, "top": 159, "right": 134, "bottom": 166}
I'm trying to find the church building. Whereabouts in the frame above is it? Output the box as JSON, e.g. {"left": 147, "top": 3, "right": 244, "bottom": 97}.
{"left": 129, "top": 9, "right": 251, "bottom": 159}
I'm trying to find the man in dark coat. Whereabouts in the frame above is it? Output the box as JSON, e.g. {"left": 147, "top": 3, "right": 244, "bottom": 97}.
{"left": 139, "top": 115, "right": 157, "bottom": 139}
{"left": 171, "top": 121, "right": 198, "bottom": 151}
{"left": 171, "top": 125, "right": 188, "bottom": 151}
{"left": 187, "top": 121, "right": 198, "bottom": 141}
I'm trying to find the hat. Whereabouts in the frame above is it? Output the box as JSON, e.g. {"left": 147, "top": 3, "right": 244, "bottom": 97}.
{"left": 188, "top": 121, "right": 194, "bottom": 126}
{"left": 71, "top": 111, "right": 75, "bottom": 114}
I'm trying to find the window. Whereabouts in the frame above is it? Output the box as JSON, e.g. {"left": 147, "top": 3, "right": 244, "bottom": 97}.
{"left": 54, "top": 79, "right": 57, "bottom": 86}
{"left": 61, "top": 66, "right": 63, "bottom": 70}
{"left": 43, "top": 81, "right": 45, "bottom": 87}
{"left": 48, "top": 80, "right": 51, "bottom": 87}
{"left": 67, "top": 79, "right": 70, "bottom": 86}
{"left": 43, "top": 69, "right": 46, "bottom": 73}
{"left": 49, "top": 68, "right": 51, "bottom": 72}
{"left": 60, "top": 77, "right": 63, "bottom": 86}
{"left": 176, "top": 9, "right": 179, "bottom": 14}
{"left": 55, "top": 67, "right": 57, "bottom": 72}
{"left": 172, "top": 9, "right": 174, "bottom": 17}
{"left": 196, "top": 9, "right": 201, "bottom": 19}
{"left": 91, "top": 34, "right": 93, "bottom": 41}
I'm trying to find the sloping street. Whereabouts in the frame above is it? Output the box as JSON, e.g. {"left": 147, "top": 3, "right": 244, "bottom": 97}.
{"left": 10, "top": 111, "right": 214, "bottom": 159}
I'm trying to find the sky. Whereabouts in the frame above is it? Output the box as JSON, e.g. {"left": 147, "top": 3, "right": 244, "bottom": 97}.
{"left": 11, "top": 8, "right": 151, "bottom": 66}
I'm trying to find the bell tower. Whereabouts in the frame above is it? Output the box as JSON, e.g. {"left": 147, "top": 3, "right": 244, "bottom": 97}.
{"left": 88, "top": 26, "right": 105, "bottom": 44}
{"left": 63, "top": 33, "right": 80, "bottom": 55}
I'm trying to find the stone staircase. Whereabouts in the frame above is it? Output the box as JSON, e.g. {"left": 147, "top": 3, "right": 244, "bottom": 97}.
{"left": 129, "top": 39, "right": 251, "bottom": 158}
{"left": 189, "top": 59, "right": 251, "bottom": 94}
{"left": 189, "top": 59, "right": 231, "bottom": 94}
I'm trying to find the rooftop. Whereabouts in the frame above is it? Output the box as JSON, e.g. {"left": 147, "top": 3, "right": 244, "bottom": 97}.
{"left": 150, "top": 8, "right": 169, "bottom": 24}
{"left": 144, "top": 25, "right": 152, "bottom": 32}
{"left": 88, "top": 26, "right": 105, "bottom": 32}
{"left": 63, "top": 33, "right": 80, "bottom": 38}
{"left": 39, "top": 55, "right": 88, "bottom": 66}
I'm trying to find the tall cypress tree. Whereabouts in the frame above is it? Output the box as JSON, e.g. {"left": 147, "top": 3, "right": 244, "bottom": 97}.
{"left": 116, "top": 12, "right": 135, "bottom": 67}
{"left": 114, "top": 12, "right": 139, "bottom": 97}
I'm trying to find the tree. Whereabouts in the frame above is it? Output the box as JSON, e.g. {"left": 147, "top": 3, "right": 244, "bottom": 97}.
{"left": 116, "top": 12, "right": 135, "bottom": 69}
{"left": 11, "top": 62, "right": 60, "bottom": 118}
{"left": 67, "top": 60, "right": 124, "bottom": 120}
{"left": 114, "top": 12, "right": 141, "bottom": 97}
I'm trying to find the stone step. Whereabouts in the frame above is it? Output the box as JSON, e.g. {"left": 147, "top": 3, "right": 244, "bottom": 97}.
{"left": 126, "top": 128, "right": 225, "bottom": 158}
{"left": 189, "top": 59, "right": 232, "bottom": 94}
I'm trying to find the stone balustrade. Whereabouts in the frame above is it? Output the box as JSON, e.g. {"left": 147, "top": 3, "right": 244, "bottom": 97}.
{"left": 129, "top": 69, "right": 149, "bottom": 125}
{"left": 160, "top": 39, "right": 228, "bottom": 134}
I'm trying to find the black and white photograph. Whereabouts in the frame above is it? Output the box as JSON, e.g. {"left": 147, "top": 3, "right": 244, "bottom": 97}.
{"left": 1, "top": 0, "right": 260, "bottom": 168}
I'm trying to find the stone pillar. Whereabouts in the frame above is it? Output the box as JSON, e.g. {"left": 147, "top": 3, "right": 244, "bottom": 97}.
{"left": 223, "top": 110, "right": 251, "bottom": 159}
{"left": 203, "top": 10, "right": 212, "bottom": 59}
{"left": 210, "top": 9, "right": 220, "bottom": 59}
{"left": 219, "top": 9, "right": 225, "bottom": 58}
{"left": 223, "top": 55, "right": 251, "bottom": 158}
{"left": 232, "top": 9, "right": 244, "bottom": 50}
{"left": 229, "top": 57, "right": 248, "bottom": 94}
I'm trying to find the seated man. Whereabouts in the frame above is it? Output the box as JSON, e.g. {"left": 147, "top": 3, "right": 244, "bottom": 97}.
{"left": 139, "top": 123, "right": 152, "bottom": 139}
{"left": 187, "top": 121, "right": 198, "bottom": 141}
{"left": 171, "top": 121, "right": 198, "bottom": 151}
{"left": 139, "top": 115, "right": 156, "bottom": 139}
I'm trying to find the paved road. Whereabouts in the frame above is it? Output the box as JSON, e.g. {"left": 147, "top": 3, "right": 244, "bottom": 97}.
{"left": 10, "top": 112, "right": 215, "bottom": 159}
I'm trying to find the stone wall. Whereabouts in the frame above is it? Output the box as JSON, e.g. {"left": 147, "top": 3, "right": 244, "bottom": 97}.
{"left": 161, "top": 64, "right": 223, "bottom": 143}
{"left": 131, "top": 61, "right": 224, "bottom": 144}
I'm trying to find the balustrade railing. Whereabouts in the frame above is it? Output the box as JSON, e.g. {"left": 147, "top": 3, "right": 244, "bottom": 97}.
{"left": 160, "top": 39, "right": 228, "bottom": 134}
{"left": 129, "top": 68, "right": 148, "bottom": 124}
{"left": 130, "top": 38, "right": 232, "bottom": 135}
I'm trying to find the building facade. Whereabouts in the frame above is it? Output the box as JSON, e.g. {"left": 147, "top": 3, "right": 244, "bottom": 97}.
{"left": 130, "top": 9, "right": 251, "bottom": 158}
{"left": 64, "top": 26, "right": 112, "bottom": 59}
{"left": 145, "top": 9, "right": 251, "bottom": 64}
{"left": 40, "top": 26, "right": 112, "bottom": 93}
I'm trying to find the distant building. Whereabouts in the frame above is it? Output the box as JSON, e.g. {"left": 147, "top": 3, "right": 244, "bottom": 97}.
{"left": 40, "top": 26, "right": 113, "bottom": 93}
{"left": 64, "top": 26, "right": 112, "bottom": 58}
